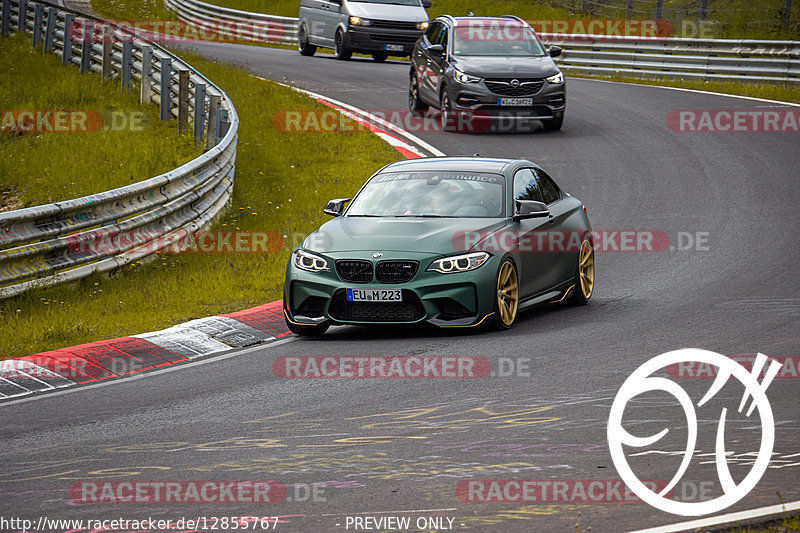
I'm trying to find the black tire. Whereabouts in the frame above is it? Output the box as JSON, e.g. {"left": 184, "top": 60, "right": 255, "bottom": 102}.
{"left": 372, "top": 52, "right": 388, "bottom": 62}
{"left": 408, "top": 74, "right": 429, "bottom": 111}
{"left": 298, "top": 24, "right": 316, "bottom": 56}
{"left": 569, "top": 238, "right": 595, "bottom": 305}
{"left": 489, "top": 259, "right": 519, "bottom": 330}
{"left": 334, "top": 30, "right": 352, "bottom": 60}
{"left": 542, "top": 114, "right": 564, "bottom": 131}
{"left": 286, "top": 318, "right": 329, "bottom": 337}
{"left": 440, "top": 88, "right": 455, "bottom": 132}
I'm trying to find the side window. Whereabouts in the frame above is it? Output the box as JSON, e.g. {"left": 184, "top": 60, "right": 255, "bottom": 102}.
{"left": 426, "top": 22, "right": 441, "bottom": 45}
{"left": 437, "top": 25, "right": 449, "bottom": 48}
{"left": 536, "top": 169, "right": 561, "bottom": 205}
{"left": 513, "top": 169, "right": 543, "bottom": 205}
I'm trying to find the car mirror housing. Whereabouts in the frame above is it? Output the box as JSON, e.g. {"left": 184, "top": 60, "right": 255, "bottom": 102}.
{"left": 428, "top": 43, "right": 445, "bottom": 54}
{"left": 549, "top": 45, "right": 562, "bottom": 58}
{"left": 323, "top": 198, "right": 351, "bottom": 216}
{"left": 513, "top": 199, "right": 550, "bottom": 220}
{"left": 422, "top": 0, "right": 431, "bottom": 7}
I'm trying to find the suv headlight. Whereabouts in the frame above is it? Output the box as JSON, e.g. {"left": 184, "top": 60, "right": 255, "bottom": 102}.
{"left": 417, "top": 21, "right": 429, "bottom": 30}
{"left": 295, "top": 250, "right": 329, "bottom": 272}
{"left": 455, "top": 69, "right": 481, "bottom": 84}
{"left": 546, "top": 72, "right": 564, "bottom": 84}
{"left": 427, "top": 252, "right": 489, "bottom": 274}
{"left": 349, "top": 16, "right": 371, "bottom": 26}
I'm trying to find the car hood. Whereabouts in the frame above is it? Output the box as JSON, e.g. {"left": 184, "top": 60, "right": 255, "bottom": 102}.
{"left": 304, "top": 217, "right": 508, "bottom": 255}
{"left": 452, "top": 55, "right": 559, "bottom": 79}
{"left": 344, "top": 2, "right": 428, "bottom": 22}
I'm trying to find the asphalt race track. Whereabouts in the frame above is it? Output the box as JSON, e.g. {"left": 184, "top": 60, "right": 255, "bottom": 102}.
{"left": 2, "top": 43, "right": 799, "bottom": 533}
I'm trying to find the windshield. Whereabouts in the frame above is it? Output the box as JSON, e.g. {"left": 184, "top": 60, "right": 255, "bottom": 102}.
{"left": 346, "top": 171, "right": 506, "bottom": 218}
{"left": 347, "top": 0, "right": 421, "bottom": 5}
{"left": 453, "top": 20, "right": 546, "bottom": 57}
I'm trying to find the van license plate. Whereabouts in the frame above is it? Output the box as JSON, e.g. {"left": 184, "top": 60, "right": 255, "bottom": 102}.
{"left": 384, "top": 44, "right": 404, "bottom": 52}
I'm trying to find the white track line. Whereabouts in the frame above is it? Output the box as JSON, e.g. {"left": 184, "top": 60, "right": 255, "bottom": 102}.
{"left": 0, "top": 337, "right": 296, "bottom": 407}
{"left": 627, "top": 499, "right": 800, "bottom": 533}
{"left": 578, "top": 77, "right": 800, "bottom": 108}
{"left": 275, "top": 82, "right": 447, "bottom": 157}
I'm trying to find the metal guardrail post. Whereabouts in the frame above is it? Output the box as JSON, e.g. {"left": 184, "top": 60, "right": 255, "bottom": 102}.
{"left": 205, "top": 94, "right": 220, "bottom": 150}
{"left": 699, "top": 0, "right": 707, "bottom": 20}
{"left": 63, "top": 14, "right": 74, "bottom": 63}
{"left": 121, "top": 37, "right": 132, "bottom": 92}
{"left": 1, "top": 0, "right": 10, "bottom": 38}
{"left": 140, "top": 45, "right": 152, "bottom": 104}
{"left": 18, "top": 0, "right": 27, "bottom": 32}
{"left": 215, "top": 108, "right": 229, "bottom": 145}
{"left": 784, "top": 0, "right": 792, "bottom": 28}
{"left": 193, "top": 82, "right": 206, "bottom": 145}
{"left": 625, "top": 0, "right": 633, "bottom": 19}
{"left": 43, "top": 6, "right": 56, "bottom": 53}
{"left": 32, "top": 3, "right": 42, "bottom": 47}
{"left": 160, "top": 57, "right": 171, "bottom": 121}
{"left": 80, "top": 20, "right": 93, "bottom": 73}
{"left": 102, "top": 34, "right": 112, "bottom": 80}
{"left": 655, "top": 0, "right": 663, "bottom": 21}
{"left": 178, "top": 69, "right": 189, "bottom": 132}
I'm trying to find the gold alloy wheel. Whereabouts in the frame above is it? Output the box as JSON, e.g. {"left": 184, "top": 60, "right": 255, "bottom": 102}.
{"left": 496, "top": 260, "right": 519, "bottom": 326}
{"left": 579, "top": 240, "right": 595, "bottom": 299}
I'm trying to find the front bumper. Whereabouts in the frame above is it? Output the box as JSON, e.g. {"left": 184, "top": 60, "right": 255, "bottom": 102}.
{"left": 346, "top": 26, "right": 423, "bottom": 56}
{"left": 284, "top": 250, "right": 500, "bottom": 328}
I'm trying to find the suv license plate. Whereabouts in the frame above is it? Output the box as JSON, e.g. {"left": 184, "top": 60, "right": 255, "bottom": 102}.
{"left": 384, "top": 44, "right": 404, "bottom": 52}
{"left": 347, "top": 288, "right": 402, "bottom": 302}
{"left": 498, "top": 97, "right": 533, "bottom": 106}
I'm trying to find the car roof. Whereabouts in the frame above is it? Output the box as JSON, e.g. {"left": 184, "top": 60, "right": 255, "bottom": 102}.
{"left": 379, "top": 156, "right": 527, "bottom": 174}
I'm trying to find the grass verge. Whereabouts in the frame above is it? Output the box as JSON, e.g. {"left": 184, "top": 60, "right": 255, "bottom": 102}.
{"left": 0, "top": 32, "right": 201, "bottom": 209}
{"left": 0, "top": 41, "right": 401, "bottom": 359}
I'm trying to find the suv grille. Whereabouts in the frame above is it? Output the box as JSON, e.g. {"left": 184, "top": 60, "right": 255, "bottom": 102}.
{"left": 329, "top": 290, "right": 425, "bottom": 322}
{"left": 336, "top": 260, "right": 373, "bottom": 283}
{"left": 485, "top": 78, "right": 544, "bottom": 96}
{"left": 376, "top": 261, "right": 419, "bottom": 283}
{"left": 369, "top": 20, "right": 419, "bottom": 30}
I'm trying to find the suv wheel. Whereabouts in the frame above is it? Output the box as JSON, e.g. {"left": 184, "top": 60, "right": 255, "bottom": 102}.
{"left": 440, "top": 89, "right": 455, "bottom": 132}
{"left": 372, "top": 52, "right": 388, "bottom": 62}
{"left": 409, "top": 74, "right": 429, "bottom": 111}
{"left": 335, "top": 30, "right": 352, "bottom": 60}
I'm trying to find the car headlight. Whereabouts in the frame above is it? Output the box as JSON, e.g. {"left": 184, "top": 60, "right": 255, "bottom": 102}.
{"left": 295, "top": 250, "right": 329, "bottom": 272}
{"left": 546, "top": 72, "right": 564, "bottom": 84}
{"left": 417, "top": 21, "right": 429, "bottom": 30}
{"left": 455, "top": 69, "right": 481, "bottom": 84}
{"left": 349, "top": 16, "right": 371, "bottom": 26}
{"left": 427, "top": 252, "right": 489, "bottom": 274}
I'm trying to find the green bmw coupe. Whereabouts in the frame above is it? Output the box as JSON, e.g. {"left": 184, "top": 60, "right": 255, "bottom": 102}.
{"left": 283, "top": 156, "right": 594, "bottom": 336}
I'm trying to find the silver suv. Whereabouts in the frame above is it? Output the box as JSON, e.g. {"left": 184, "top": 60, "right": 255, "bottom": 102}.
{"left": 409, "top": 15, "right": 566, "bottom": 131}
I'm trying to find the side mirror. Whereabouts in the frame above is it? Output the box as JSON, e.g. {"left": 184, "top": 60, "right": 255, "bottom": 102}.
{"left": 324, "top": 198, "right": 351, "bottom": 216}
{"left": 421, "top": 0, "right": 431, "bottom": 7}
{"left": 428, "top": 43, "right": 444, "bottom": 54}
{"left": 513, "top": 200, "right": 550, "bottom": 221}
{"left": 549, "top": 45, "right": 562, "bottom": 58}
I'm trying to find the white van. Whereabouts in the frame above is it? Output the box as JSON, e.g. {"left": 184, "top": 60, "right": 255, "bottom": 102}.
{"left": 298, "top": 0, "right": 430, "bottom": 61}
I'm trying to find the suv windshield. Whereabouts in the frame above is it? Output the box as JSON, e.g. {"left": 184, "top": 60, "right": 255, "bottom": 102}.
{"left": 453, "top": 20, "right": 546, "bottom": 57}
{"left": 346, "top": 171, "right": 506, "bottom": 218}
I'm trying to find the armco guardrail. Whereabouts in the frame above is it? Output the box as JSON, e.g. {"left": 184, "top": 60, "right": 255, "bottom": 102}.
{"left": 164, "top": 0, "right": 297, "bottom": 44}
{"left": 0, "top": 0, "right": 239, "bottom": 299}
{"left": 164, "top": 0, "right": 799, "bottom": 84}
